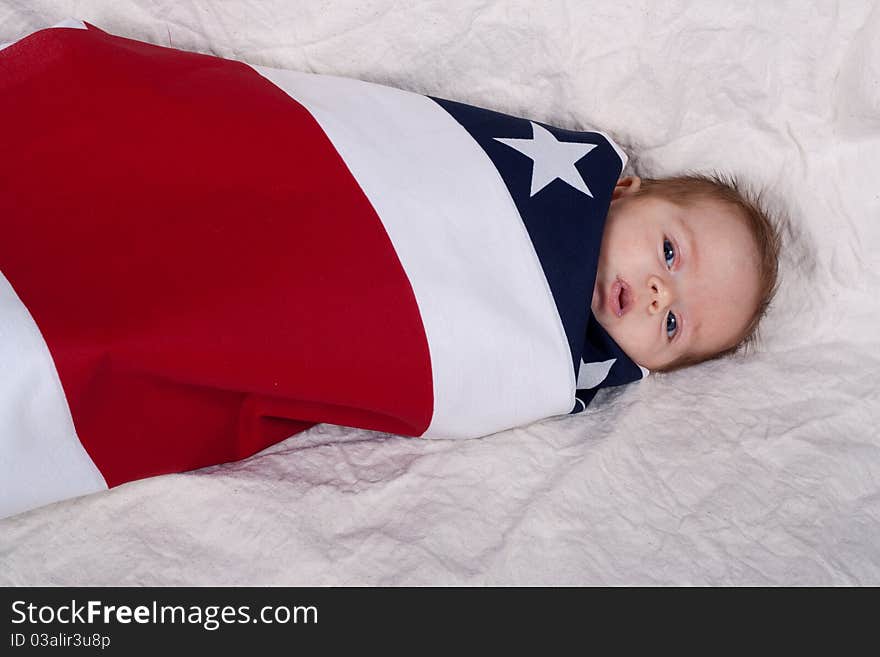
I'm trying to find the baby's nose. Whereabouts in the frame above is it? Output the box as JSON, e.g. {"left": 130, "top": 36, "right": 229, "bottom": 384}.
{"left": 647, "top": 275, "right": 672, "bottom": 314}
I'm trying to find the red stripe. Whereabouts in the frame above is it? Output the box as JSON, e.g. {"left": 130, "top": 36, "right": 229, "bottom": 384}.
{"left": 0, "top": 25, "right": 433, "bottom": 486}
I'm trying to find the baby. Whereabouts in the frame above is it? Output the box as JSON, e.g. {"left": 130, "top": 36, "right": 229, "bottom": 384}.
{"left": 0, "top": 20, "right": 786, "bottom": 520}
{"left": 592, "top": 173, "right": 781, "bottom": 373}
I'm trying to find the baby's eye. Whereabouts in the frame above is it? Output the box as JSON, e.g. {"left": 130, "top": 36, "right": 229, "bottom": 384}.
{"left": 663, "top": 238, "right": 675, "bottom": 269}
{"left": 666, "top": 311, "right": 678, "bottom": 339}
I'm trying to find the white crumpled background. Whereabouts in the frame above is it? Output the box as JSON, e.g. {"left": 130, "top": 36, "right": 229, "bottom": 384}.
{"left": 1, "top": 0, "right": 878, "bottom": 585}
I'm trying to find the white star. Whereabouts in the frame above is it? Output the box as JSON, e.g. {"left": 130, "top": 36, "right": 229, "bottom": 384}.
{"left": 494, "top": 122, "right": 598, "bottom": 198}
{"left": 577, "top": 358, "right": 616, "bottom": 389}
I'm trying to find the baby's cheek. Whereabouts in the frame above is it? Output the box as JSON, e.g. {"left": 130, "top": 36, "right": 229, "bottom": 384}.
{"left": 617, "top": 318, "right": 658, "bottom": 367}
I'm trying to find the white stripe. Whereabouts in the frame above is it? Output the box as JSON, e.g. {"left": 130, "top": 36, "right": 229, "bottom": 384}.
{"left": 251, "top": 66, "right": 583, "bottom": 438}
{"left": 0, "top": 18, "right": 87, "bottom": 52}
{"left": 0, "top": 271, "right": 107, "bottom": 518}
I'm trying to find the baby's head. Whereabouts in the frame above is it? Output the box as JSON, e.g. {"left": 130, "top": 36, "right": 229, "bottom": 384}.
{"left": 591, "top": 173, "right": 781, "bottom": 372}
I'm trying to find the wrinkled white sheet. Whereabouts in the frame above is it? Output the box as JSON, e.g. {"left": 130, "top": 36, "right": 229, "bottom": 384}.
{"left": 1, "top": 0, "right": 878, "bottom": 585}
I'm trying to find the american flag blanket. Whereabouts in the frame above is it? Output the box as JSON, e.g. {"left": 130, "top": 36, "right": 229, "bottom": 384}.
{"left": 0, "top": 20, "right": 645, "bottom": 518}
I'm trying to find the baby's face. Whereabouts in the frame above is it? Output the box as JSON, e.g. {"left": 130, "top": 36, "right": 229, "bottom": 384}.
{"left": 591, "top": 177, "right": 761, "bottom": 371}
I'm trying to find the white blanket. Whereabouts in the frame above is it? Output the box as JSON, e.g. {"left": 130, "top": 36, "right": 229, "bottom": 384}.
{"left": 1, "top": 0, "right": 878, "bottom": 585}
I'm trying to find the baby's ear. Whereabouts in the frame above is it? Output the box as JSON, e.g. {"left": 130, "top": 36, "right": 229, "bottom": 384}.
{"left": 611, "top": 176, "right": 641, "bottom": 201}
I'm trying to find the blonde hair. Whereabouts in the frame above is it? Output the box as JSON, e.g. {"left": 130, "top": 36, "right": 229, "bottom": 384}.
{"left": 632, "top": 173, "right": 782, "bottom": 373}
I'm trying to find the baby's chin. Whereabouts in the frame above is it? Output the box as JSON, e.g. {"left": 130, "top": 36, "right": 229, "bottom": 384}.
{"left": 590, "top": 277, "right": 615, "bottom": 330}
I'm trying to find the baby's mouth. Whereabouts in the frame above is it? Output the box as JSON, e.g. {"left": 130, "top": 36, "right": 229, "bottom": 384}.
{"left": 609, "top": 277, "right": 632, "bottom": 317}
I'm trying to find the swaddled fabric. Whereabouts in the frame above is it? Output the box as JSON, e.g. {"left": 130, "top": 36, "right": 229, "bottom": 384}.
{"left": 0, "top": 20, "right": 644, "bottom": 518}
